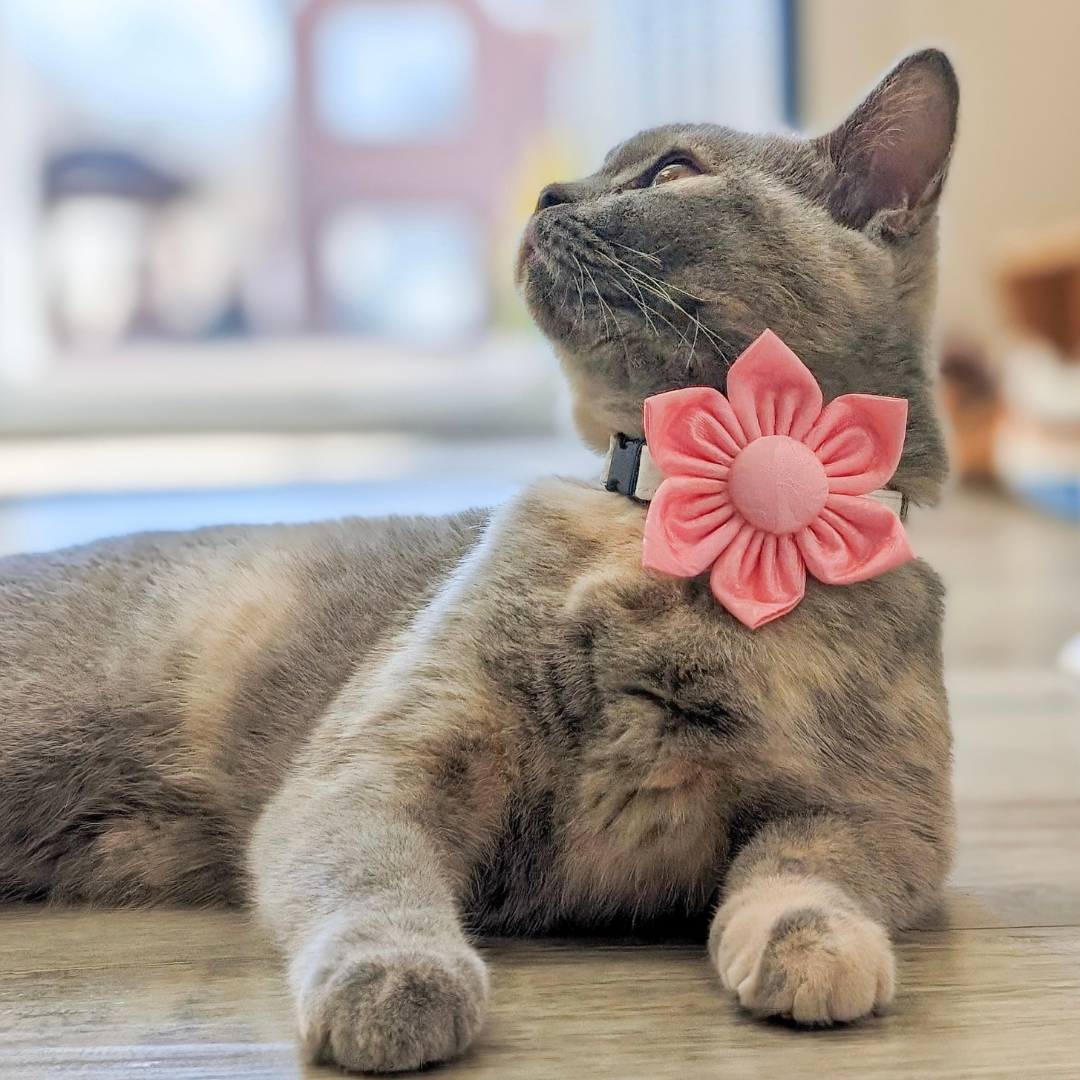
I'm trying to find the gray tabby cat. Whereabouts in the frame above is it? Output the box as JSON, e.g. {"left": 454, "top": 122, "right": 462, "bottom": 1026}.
{"left": 0, "top": 50, "right": 957, "bottom": 1074}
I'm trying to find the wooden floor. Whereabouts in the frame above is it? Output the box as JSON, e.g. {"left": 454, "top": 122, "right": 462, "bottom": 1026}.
{"left": 2, "top": 487, "right": 1079, "bottom": 1079}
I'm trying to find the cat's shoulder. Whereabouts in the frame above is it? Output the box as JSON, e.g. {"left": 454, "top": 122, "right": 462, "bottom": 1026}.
{"left": 497, "top": 476, "right": 647, "bottom": 563}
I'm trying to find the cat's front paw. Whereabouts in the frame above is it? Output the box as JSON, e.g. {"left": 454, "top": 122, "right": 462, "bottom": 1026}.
{"left": 709, "top": 874, "right": 895, "bottom": 1025}
{"left": 294, "top": 935, "right": 489, "bottom": 1073}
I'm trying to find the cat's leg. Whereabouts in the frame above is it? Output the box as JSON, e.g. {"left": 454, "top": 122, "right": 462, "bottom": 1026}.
{"left": 708, "top": 808, "right": 952, "bottom": 1024}
{"left": 277, "top": 823, "right": 486, "bottom": 1072}
{"left": 250, "top": 697, "right": 510, "bottom": 1074}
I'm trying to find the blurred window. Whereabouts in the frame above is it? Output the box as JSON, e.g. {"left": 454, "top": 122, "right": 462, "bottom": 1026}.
{"left": 319, "top": 205, "right": 485, "bottom": 342}
{"left": 313, "top": 1, "right": 477, "bottom": 143}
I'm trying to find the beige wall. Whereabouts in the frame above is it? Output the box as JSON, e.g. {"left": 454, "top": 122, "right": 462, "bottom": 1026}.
{"left": 800, "top": 0, "right": 1080, "bottom": 350}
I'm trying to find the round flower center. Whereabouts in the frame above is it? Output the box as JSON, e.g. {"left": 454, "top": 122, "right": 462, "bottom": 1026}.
{"left": 727, "top": 434, "right": 829, "bottom": 534}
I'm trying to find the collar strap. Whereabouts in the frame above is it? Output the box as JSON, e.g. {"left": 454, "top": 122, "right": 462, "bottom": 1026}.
{"left": 603, "top": 433, "right": 908, "bottom": 520}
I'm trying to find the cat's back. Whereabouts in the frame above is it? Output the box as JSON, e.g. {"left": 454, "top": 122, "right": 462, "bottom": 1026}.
{"left": 0, "top": 510, "right": 489, "bottom": 713}
{"left": 0, "top": 509, "right": 488, "bottom": 902}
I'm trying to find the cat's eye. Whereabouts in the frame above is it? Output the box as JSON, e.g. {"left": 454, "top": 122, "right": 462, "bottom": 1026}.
{"left": 652, "top": 160, "right": 701, "bottom": 186}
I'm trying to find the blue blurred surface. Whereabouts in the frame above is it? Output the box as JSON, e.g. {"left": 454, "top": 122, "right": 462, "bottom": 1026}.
{"left": 1011, "top": 481, "right": 1080, "bottom": 523}
{"left": 0, "top": 476, "right": 520, "bottom": 557}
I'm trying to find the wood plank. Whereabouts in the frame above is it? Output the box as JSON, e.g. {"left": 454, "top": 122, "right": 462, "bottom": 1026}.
{"left": 2, "top": 913, "right": 1078, "bottom": 1080}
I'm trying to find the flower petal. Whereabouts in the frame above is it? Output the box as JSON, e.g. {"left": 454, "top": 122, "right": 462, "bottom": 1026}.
{"left": 805, "top": 394, "right": 909, "bottom": 495}
{"left": 709, "top": 525, "right": 806, "bottom": 629}
{"left": 642, "top": 476, "right": 740, "bottom": 577}
{"left": 796, "top": 494, "right": 914, "bottom": 585}
{"left": 643, "top": 386, "right": 746, "bottom": 480}
{"left": 726, "top": 329, "right": 823, "bottom": 441}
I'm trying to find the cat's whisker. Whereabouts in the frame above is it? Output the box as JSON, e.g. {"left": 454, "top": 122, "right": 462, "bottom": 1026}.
{"left": 577, "top": 258, "right": 612, "bottom": 337}
{"left": 596, "top": 259, "right": 662, "bottom": 340}
{"left": 590, "top": 248, "right": 679, "bottom": 319}
{"left": 569, "top": 254, "right": 588, "bottom": 332}
{"left": 616, "top": 259, "right": 716, "bottom": 317}
{"left": 591, "top": 251, "right": 697, "bottom": 354}
{"left": 609, "top": 240, "right": 663, "bottom": 267}
{"left": 593, "top": 247, "right": 700, "bottom": 315}
{"left": 588, "top": 230, "right": 710, "bottom": 303}
{"left": 596, "top": 249, "right": 727, "bottom": 359}
{"left": 581, "top": 258, "right": 629, "bottom": 360}
{"left": 685, "top": 315, "right": 701, "bottom": 373}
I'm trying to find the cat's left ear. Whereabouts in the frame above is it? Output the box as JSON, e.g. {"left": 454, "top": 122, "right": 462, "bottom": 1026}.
{"left": 814, "top": 48, "right": 959, "bottom": 237}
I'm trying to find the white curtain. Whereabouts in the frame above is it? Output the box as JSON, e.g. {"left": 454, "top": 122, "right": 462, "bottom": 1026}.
{"left": 561, "top": 0, "right": 788, "bottom": 167}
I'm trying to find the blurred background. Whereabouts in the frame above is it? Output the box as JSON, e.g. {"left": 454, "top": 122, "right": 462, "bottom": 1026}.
{"left": 1, "top": 0, "right": 1080, "bottom": 570}
{"left": 0, "top": 0, "right": 796, "bottom": 553}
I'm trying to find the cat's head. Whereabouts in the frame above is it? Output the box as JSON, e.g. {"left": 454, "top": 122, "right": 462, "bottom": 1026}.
{"left": 518, "top": 49, "right": 958, "bottom": 504}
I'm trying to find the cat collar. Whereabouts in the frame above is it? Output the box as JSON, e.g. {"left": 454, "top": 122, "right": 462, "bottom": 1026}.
{"left": 603, "top": 329, "right": 913, "bottom": 629}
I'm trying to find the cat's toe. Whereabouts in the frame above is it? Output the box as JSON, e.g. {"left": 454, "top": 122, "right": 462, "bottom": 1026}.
{"left": 710, "top": 875, "right": 896, "bottom": 1025}
{"left": 296, "top": 943, "right": 489, "bottom": 1073}
{"left": 746, "top": 905, "right": 894, "bottom": 1023}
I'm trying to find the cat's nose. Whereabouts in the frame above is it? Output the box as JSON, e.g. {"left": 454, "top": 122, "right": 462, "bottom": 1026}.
{"left": 535, "top": 183, "right": 573, "bottom": 211}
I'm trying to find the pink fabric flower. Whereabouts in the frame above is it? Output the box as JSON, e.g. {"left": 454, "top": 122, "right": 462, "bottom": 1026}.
{"left": 641, "top": 329, "right": 913, "bottom": 629}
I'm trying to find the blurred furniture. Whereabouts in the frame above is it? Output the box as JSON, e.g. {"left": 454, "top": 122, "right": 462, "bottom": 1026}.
{"left": 986, "top": 222, "right": 1080, "bottom": 518}
{"left": 939, "top": 340, "right": 1002, "bottom": 486}
{"left": 998, "top": 221, "right": 1080, "bottom": 358}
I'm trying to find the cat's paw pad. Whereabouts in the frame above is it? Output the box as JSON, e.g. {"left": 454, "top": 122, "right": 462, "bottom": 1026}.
{"left": 296, "top": 942, "right": 489, "bottom": 1073}
{"left": 709, "top": 876, "right": 895, "bottom": 1025}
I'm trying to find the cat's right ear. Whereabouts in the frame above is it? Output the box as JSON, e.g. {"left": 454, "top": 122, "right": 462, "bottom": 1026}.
{"left": 814, "top": 49, "right": 959, "bottom": 237}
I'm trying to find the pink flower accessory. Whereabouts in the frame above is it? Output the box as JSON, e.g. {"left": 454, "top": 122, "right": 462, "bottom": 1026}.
{"left": 641, "top": 329, "right": 914, "bottom": 629}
